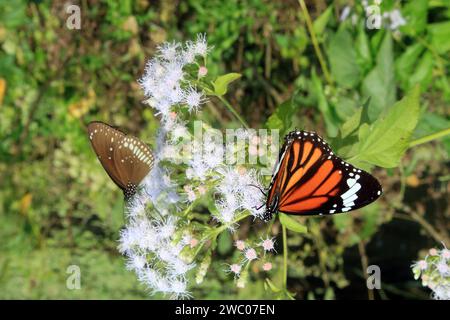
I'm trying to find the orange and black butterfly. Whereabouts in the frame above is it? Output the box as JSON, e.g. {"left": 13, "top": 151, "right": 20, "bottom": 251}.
{"left": 87, "top": 121, "right": 154, "bottom": 199}
{"left": 263, "top": 130, "right": 382, "bottom": 221}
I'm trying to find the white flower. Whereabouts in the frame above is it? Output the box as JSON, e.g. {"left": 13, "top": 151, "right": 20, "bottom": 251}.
{"left": 182, "top": 41, "right": 196, "bottom": 64}
{"left": 170, "top": 279, "right": 191, "bottom": 300}
{"left": 164, "top": 60, "right": 185, "bottom": 87}
{"left": 138, "top": 267, "right": 159, "bottom": 287}
{"left": 187, "top": 157, "right": 210, "bottom": 181}
{"left": 155, "top": 216, "right": 177, "bottom": 239}
{"left": 436, "top": 261, "right": 450, "bottom": 276}
{"left": 126, "top": 254, "right": 147, "bottom": 271}
{"left": 417, "top": 260, "right": 428, "bottom": 270}
{"left": 214, "top": 201, "right": 236, "bottom": 224}
{"left": 193, "top": 33, "right": 209, "bottom": 57}
{"left": 170, "top": 123, "right": 189, "bottom": 142}
{"left": 183, "top": 86, "right": 206, "bottom": 112}
{"left": 169, "top": 259, "right": 195, "bottom": 277}
{"left": 126, "top": 195, "right": 147, "bottom": 218}
{"left": 386, "top": 9, "right": 406, "bottom": 30}
{"left": 118, "top": 227, "right": 139, "bottom": 254}
{"left": 340, "top": 6, "right": 351, "bottom": 22}
{"left": 168, "top": 85, "right": 185, "bottom": 105}
{"left": 202, "top": 139, "right": 224, "bottom": 169}
{"left": 158, "top": 41, "right": 180, "bottom": 61}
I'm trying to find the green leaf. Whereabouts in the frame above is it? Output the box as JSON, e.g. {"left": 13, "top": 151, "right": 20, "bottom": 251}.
{"left": 311, "top": 70, "right": 339, "bottom": 137}
{"left": 413, "top": 112, "right": 450, "bottom": 156}
{"left": 428, "top": 21, "right": 450, "bottom": 54}
{"left": 265, "top": 100, "right": 297, "bottom": 137}
{"left": 359, "top": 203, "right": 380, "bottom": 241}
{"left": 333, "top": 214, "right": 353, "bottom": 233}
{"left": 340, "top": 98, "right": 371, "bottom": 139}
{"left": 313, "top": 5, "right": 333, "bottom": 37}
{"left": 212, "top": 73, "right": 242, "bottom": 96}
{"left": 265, "top": 278, "right": 281, "bottom": 293}
{"left": 217, "top": 231, "right": 233, "bottom": 255}
{"left": 328, "top": 26, "right": 361, "bottom": 88}
{"left": 362, "top": 32, "right": 396, "bottom": 120}
{"left": 395, "top": 43, "right": 425, "bottom": 90}
{"left": 324, "top": 287, "right": 335, "bottom": 300}
{"left": 354, "top": 85, "right": 421, "bottom": 168}
{"left": 409, "top": 51, "right": 433, "bottom": 89}
{"left": 279, "top": 213, "right": 308, "bottom": 234}
{"left": 355, "top": 22, "right": 372, "bottom": 73}
{"left": 400, "top": 0, "right": 428, "bottom": 36}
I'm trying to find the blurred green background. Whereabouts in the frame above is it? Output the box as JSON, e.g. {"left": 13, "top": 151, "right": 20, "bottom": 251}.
{"left": 0, "top": 0, "right": 449, "bottom": 299}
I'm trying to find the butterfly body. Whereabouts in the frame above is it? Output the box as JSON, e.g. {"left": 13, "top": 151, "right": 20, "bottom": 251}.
{"left": 264, "top": 130, "right": 382, "bottom": 221}
{"left": 87, "top": 121, "right": 154, "bottom": 199}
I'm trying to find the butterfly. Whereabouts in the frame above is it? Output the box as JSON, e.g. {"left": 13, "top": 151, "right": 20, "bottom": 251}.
{"left": 87, "top": 121, "right": 154, "bottom": 199}
{"left": 263, "top": 130, "right": 382, "bottom": 221}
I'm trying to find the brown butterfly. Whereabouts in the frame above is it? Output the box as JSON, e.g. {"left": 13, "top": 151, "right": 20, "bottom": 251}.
{"left": 87, "top": 121, "right": 154, "bottom": 199}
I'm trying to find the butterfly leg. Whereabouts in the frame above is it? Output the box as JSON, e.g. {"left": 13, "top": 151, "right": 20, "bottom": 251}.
{"left": 247, "top": 184, "right": 267, "bottom": 196}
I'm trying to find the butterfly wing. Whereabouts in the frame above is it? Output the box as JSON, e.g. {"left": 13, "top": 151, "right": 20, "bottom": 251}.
{"left": 113, "top": 135, "right": 154, "bottom": 190}
{"left": 267, "top": 130, "right": 382, "bottom": 217}
{"left": 88, "top": 121, "right": 126, "bottom": 189}
{"left": 88, "top": 121, "right": 154, "bottom": 198}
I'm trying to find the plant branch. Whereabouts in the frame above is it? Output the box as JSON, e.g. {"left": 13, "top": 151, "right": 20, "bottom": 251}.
{"left": 409, "top": 127, "right": 450, "bottom": 148}
{"left": 358, "top": 241, "right": 374, "bottom": 300}
{"left": 298, "top": 0, "right": 333, "bottom": 85}
{"left": 216, "top": 94, "right": 249, "bottom": 129}
{"left": 282, "top": 224, "right": 288, "bottom": 289}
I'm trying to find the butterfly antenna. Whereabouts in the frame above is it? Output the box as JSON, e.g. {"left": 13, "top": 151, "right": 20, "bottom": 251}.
{"left": 247, "top": 184, "right": 267, "bottom": 196}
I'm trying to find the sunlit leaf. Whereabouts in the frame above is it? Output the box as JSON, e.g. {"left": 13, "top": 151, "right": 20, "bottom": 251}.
{"left": 279, "top": 213, "right": 308, "bottom": 234}
{"left": 212, "top": 73, "right": 241, "bottom": 96}
{"left": 354, "top": 85, "right": 421, "bottom": 168}
{"left": 362, "top": 32, "right": 396, "bottom": 120}
{"left": 328, "top": 26, "right": 361, "bottom": 88}
{"left": 313, "top": 5, "right": 333, "bottom": 37}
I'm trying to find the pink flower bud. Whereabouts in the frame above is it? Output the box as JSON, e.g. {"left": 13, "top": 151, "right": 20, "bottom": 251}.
{"left": 244, "top": 248, "right": 257, "bottom": 261}
{"left": 235, "top": 240, "right": 245, "bottom": 251}
{"left": 262, "top": 262, "right": 272, "bottom": 271}
{"left": 230, "top": 264, "right": 241, "bottom": 274}
{"left": 198, "top": 66, "right": 208, "bottom": 77}
{"left": 261, "top": 238, "right": 275, "bottom": 251}
{"left": 190, "top": 238, "right": 199, "bottom": 248}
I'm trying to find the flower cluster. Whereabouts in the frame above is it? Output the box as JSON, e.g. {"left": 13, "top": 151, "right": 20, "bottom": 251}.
{"left": 118, "top": 214, "right": 194, "bottom": 299}
{"left": 118, "top": 35, "right": 213, "bottom": 299}
{"left": 138, "top": 34, "right": 209, "bottom": 140}
{"left": 119, "top": 34, "right": 276, "bottom": 299}
{"left": 412, "top": 244, "right": 450, "bottom": 300}
{"left": 340, "top": 1, "right": 407, "bottom": 32}
{"left": 227, "top": 237, "right": 276, "bottom": 288}
{"left": 213, "top": 166, "right": 265, "bottom": 226}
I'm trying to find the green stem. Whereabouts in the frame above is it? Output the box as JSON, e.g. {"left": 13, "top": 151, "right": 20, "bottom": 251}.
{"left": 409, "top": 127, "right": 450, "bottom": 148}
{"left": 193, "top": 211, "right": 251, "bottom": 259}
{"left": 298, "top": 0, "right": 333, "bottom": 85}
{"left": 216, "top": 94, "right": 249, "bottom": 129}
{"left": 282, "top": 224, "right": 288, "bottom": 289}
